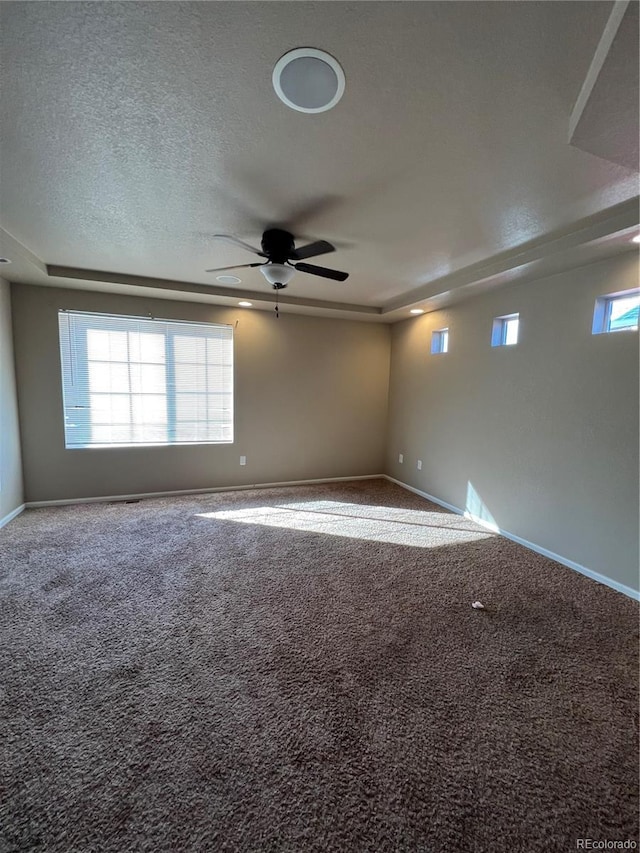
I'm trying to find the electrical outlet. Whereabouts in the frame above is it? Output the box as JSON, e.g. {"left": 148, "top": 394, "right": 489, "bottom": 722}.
{"left": 240, "top": 455, "right": 246, "bottom": 466}
{"left": 399, "top": 453, "right": 404, "bottom": 463}
{"left": 417, "top": 460, "right": 422, "bottom": 470}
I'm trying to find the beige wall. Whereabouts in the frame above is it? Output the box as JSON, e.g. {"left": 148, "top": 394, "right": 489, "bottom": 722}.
{"left": 11, "top": 284, "right": 390, "bottom": 502}
{"left": 9, "top": 257, "right": 640, "bottom": 593}
{"left": 386, "top": 253, "right": 639, "bottom": 593}
{"left": 0, "top": 277, "right": 23, "bottom": 521}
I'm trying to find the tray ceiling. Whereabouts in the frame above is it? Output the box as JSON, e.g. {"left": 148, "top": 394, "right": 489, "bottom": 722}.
{"left": 0, "top": 1, "right": 638, "bottom": 320}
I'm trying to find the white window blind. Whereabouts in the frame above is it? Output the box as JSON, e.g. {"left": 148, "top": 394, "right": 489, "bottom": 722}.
{"left": 58, "top": 311, "right": 233, "bottom": 448}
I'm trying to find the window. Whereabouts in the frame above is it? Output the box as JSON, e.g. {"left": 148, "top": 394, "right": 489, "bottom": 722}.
{"left": 592, "top": 291, "right": 639, "bottom": 334}
{"left": 431, "top": 328, "right": 449, "bottom": 355}
{"left": 491, "top": 313, "right": 519, "bottom": 347}
{"left": 58, "top": 311, "right": 233, "bottom": 448}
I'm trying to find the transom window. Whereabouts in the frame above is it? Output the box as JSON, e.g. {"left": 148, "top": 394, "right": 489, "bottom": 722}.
{"left": 592, "top": 291, "right": 639, "bottom": 334}
{"left": 58, "top": 311, "right": 233, "bottom": 448}
{"left": 431, "top": 328, "right": 449, "bottom": 355}
{"left": 491, "top": 313, "right": 519, "bottom": 347}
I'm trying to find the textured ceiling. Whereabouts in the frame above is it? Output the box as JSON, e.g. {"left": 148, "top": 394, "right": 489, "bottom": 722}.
{"left": 569, "top": 1, "right": 639, "bottom": 171}
{"left": 0, "top": 1, "right": 638, "bottom": 316}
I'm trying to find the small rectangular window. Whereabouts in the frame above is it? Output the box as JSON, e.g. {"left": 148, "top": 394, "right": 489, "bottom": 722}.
{"left": 491, "top": 313, "right": 519, "bottom": 347}
{"left": 431, "top": 328, "right": 449, "bottom": 355}
{"left": 592, "top": 291, "right": 639, "bottom": 334}
{"left": 58, "top": 310, "right": 234, "bottom": 448}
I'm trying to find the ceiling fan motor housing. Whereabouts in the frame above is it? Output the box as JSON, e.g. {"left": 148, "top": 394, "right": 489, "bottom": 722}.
{"left": 206, "top": 229, "right": 348, "bottom": 285}
{"left": 261, "top": 228, "right": 295, "bottom": 264}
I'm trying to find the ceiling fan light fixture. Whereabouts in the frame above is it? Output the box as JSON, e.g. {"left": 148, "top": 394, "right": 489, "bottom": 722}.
{"left": 273, "top": 48, "right": 345, "bottom": 114}
{"left": 260, "top": 263, "right": 296, "bottom": 286}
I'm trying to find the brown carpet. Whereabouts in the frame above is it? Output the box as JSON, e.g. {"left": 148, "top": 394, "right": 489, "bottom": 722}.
{"left": 1, "top": 479, "right": 638, "bottom": 852}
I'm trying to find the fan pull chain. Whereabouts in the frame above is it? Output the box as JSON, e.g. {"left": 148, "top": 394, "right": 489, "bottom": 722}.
{"left": 275, "top": 291, "right": 279, "bottom": 319}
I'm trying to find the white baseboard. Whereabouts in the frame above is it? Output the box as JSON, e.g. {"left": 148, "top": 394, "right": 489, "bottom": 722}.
{"left": 384, "top": 475, "right": 640, "bottom": 602}
{"left": 20, "top": 472, "right": 639, "bottom": 602}
{"left": 24, "top": 474, "right": 386, "bottom": 509}
{"left": 0, "top": 503, "right": 25, "bottom": 530}
{"left": 385, "top": 476, "right": 462, "bottom": 515}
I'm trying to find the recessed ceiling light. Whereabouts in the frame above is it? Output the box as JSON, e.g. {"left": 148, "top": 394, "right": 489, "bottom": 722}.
{"left": 273, "top": 48, "right": 345, "bottom": 113}
{"left": 238, "top": 301, "right": 253, "bottom": 307}
{"left": 216, "top": 274, "right": 241, "bottom": 284}
{"left": 632, "top": 234, "right": 640, "bottom": 244}
{"left": 0, "top": 257, "right": 11, "bottom": 264}
{"left": 410, "top": 308, "right": 424, "bottom": 315}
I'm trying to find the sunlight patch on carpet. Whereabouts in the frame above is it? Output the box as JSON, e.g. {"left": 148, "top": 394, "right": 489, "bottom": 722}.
{"left": 196, "top": 500, "right": 495, "bottom": 548}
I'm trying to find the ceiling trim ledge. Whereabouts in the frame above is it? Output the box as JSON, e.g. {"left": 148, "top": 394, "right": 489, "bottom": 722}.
{"left": 0, "top": 227, "right": 48, "bottom": 276}
{"left": 568, "top": 0, "right": 630, "bottom": 142}
{"left": 381, "top": 197, "right": 640, "bottom": 314}
{"left": 45, "top": 265, "right": 382, "bottom": 316}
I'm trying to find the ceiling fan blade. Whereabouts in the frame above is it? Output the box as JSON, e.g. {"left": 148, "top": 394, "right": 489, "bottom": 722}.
{"left": 290, "top": 240, "right": 336, "bottom": 261}
{"left": 294, "top": 262, "right": 349, "bottom": 282}
{"left": 212, "top": 234, "right": 266, "bottom": 257}
{"left": 205, "top": 263, "right": 264, "bottom": 273}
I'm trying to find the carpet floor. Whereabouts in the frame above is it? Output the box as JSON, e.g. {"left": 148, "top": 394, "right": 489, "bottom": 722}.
{"left": 1, "top": 479, "right": 638, "bottom": 852}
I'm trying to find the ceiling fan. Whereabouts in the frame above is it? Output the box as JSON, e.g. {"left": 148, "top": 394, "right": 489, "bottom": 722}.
{"left": 206, "top": 228, "right": 349, "bottom": 290}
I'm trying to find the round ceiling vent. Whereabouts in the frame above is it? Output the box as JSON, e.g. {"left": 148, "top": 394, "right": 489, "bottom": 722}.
{"left": 216, "top": 274, "right": 241, "bottom": 284}
{"left": 273, "top": 48, "right": 345, "bottom": 113}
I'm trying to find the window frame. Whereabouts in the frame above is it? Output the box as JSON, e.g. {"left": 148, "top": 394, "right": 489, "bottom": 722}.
{"left": 431, "top": 327, "right": 449, "bottom": 355}
{"left": 58, "top": 310, "right": 234, "bottom": 450}
{"left": 592, "top": 290, "right": 639, "bottom": 335}
{"left": 491, "top": 313, "right": 519, "bottom": 347}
